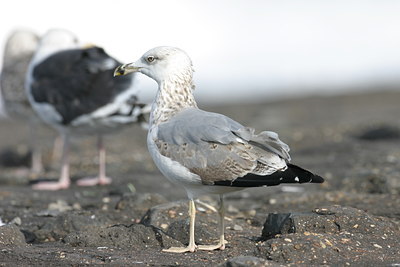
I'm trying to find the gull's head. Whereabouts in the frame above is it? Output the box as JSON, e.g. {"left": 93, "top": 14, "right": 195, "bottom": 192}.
{"left": 114, "top": 46, "right": 193, "bottom": 84}
{"left": 4, "top": 30, "right": 39, "bottom": 59}
{"left": 39, "top": 29, "right": 79, "bottom": 51}
{"left": 32, "top": 28, "right": 80, "bottom": 66}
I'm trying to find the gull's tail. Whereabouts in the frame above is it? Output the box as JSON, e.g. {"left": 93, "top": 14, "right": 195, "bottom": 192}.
{"left": 214, "top": 163, "right": 324, "bottom": 187}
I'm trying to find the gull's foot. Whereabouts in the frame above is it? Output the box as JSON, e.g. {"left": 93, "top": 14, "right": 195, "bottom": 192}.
{"left": 198, "top": 243, "right": 225, "bottom": 251}
{"left": 32, "top": 181, "right": 70, "bottom": 191}
{"left": 76, "top": 176, "right": 112, "bottom": 186}
{"left": 198, "top": 239, "right": 227, "bottom": 251}
{"left": 162, "top": 245, "right": 197, "bottom": 253}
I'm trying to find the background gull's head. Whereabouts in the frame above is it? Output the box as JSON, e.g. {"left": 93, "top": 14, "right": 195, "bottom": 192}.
{"left": 3, "top": 30, "right": 38, "bottom": 61}
{"left": 39, "top": 29, "right": 79, "bottom": 50}
{"left": 33, "top": 29, "right": 80, "bottom": 64}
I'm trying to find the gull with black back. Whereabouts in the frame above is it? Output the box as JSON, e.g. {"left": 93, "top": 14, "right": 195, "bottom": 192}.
{"left": 26, "top": 29, "right": 149, "bottom": 190}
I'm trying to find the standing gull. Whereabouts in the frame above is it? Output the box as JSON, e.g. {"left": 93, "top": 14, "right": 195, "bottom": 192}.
{"left": 26, "top": 29, "right": 149, "bottom": 190}
{"left": 0, "top": 29, "right": 44, "bottom": 173}
{"left": 114, "top": 46, "right": 324, "bottom": 253}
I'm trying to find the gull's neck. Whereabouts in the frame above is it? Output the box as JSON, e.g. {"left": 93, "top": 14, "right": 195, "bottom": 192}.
{"left": 150, "top": 75, "right": 197, "bottom": 126}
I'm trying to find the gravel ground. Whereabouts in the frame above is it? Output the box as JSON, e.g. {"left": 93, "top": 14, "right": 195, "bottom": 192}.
{"left": 0, "top": 90, "right": 399, "bottom": 266}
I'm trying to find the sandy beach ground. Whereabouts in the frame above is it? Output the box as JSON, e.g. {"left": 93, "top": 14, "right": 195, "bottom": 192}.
{"left": 0, "top": 90, "right": 399, "bottom": 266}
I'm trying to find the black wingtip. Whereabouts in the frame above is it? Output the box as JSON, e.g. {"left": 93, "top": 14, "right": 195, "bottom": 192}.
{"left": 214, "top": 163, "right": 324, "bottom": 187}
{"left": 286, "top": 163, "right": 324, "bottom": 183}
{"left": 312, "top": 175, "right": 325, "bottom": 183}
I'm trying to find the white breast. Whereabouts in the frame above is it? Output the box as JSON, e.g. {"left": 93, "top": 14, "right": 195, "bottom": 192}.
{"left": 147, "top": 126, "right": 202, "bottom": 187}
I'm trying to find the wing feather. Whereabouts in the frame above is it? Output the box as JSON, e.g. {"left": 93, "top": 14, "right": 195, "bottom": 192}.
{"left": 155, "top": 108, "right": 289, "bottom": 184}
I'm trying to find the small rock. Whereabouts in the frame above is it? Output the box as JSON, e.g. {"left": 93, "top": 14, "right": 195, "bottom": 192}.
{"left": 72, "top": 203, "right": 82, "bottom": 210}
{"left": 314, "top": 208, "right": 335, "bottom": 215}
{"left": 227, "top": 205, "right": 239, "bottom": 213}
{"left": 233, "top": 225, "right": 243, "bottom": 231}
{"left": 0, "top": 224, "right": 26, "bottom": 247}
{"left": 356, "top": 125, "right": 400, "bottom": 141}
{"left": 219, "top": 256, "right": 274, "bottom": 267}
{"left": 294, "top": 244, "right": 301, "bottom": 249}
{"left": 9, "top": 217, "right": 21, "bottom": 226}
{"left": 48, "top": 200, "right": 72, "bottom": 212}
{"left": 261, "top": 213, "right": 291, "bottom": 240}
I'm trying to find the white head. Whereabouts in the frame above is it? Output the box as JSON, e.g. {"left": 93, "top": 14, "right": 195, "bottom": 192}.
{"left": 33, "top": 29, "right": 80, "bottom": 64}
{"left": 114, "top": 46, "right": 193, "bottom": 85}
{"left": 4, "top": 29, "right": 39, "bottom": 60}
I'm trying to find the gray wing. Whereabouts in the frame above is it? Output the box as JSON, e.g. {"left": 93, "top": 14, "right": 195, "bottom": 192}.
{"left": 156, "top": 108, "right": 290, "bottom": 184}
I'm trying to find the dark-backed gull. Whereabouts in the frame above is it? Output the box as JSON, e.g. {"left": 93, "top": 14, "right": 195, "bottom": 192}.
{"left": 114, "top": 46, "right": 324, "bottom": 253}
{"left": 26, "top": 29, "right": 149, "bottom": 190}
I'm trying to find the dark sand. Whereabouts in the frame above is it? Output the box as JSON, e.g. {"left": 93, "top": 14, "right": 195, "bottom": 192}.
{"left": 0, "top": 90, "right": 399, "bottom": 266}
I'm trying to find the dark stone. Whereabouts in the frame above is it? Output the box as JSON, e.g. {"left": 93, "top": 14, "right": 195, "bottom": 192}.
{"left": 356, "top": 125, "right": 400, "bottom": 141}
{"left": 20, "top": 229, "right": 37, "bottom": 243}
{"left": 261, "top": 213, "right": 291, "bottom": 240}
{"left": 0, "top": 225, "right": 27, "bottom": 247}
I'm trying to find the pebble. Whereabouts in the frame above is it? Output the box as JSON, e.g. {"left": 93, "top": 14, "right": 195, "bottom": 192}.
{"left": 233, "top": 225, "right": 243, "bottom": 231}
{"left": 9, "top": 217, "right": 21, "bottom": 226}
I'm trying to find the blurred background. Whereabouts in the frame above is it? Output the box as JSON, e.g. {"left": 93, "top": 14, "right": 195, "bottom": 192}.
{"left": 1, "top": 0, "right": 400, "bottom": 113}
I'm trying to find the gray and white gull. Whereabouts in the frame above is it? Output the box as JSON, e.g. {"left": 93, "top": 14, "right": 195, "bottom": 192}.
{"left": 0, "top": 29, "right": 44, "bottom": 173}
{"left": 26, "top": 29, "right": 149, "bottom": 190}
{"left": 114, "top": 46, "right": 324, "bottom": 253}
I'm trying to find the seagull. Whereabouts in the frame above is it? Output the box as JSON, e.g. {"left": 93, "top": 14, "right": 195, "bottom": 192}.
{"left": 114, "top": 46, "right": 324, "bottom": 253}
{"left": 0, "top": 29, "right": 44, "bottom": 174}
{"left": 25, "top": 29, "right": 149, "bottom": 190}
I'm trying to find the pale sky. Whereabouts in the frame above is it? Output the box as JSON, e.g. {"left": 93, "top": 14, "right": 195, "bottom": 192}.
{"left": 1, "top": 0, "right": 400, "bottom": 107}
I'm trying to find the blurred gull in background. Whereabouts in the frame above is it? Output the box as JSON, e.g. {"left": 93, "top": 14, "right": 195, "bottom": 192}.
{"left": 25, "top": 29, "right": 149, "bottom": 190}
{"left": 0, "top": 29, "right": 46, "bottom": 174}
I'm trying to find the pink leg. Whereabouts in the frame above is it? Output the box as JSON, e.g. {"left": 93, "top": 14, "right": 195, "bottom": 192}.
{"left": 32, "top": 134, "right": 71, "bottom": 190}
{"left": 76, "top": 135, "right": 111, "bottom": 186}
{"left": 31, "top": 146, "right": 43, "bottom": 175}
{"left": 51, "top": 135, "right": 64, "bottom": 164}
{"left": 29, "top": 121, "right": 43, "bottom": 175}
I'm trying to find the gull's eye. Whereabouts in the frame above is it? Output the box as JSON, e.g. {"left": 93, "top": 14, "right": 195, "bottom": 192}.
{"left": 147, "top": 56, "right": 155, "bottom": 63}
